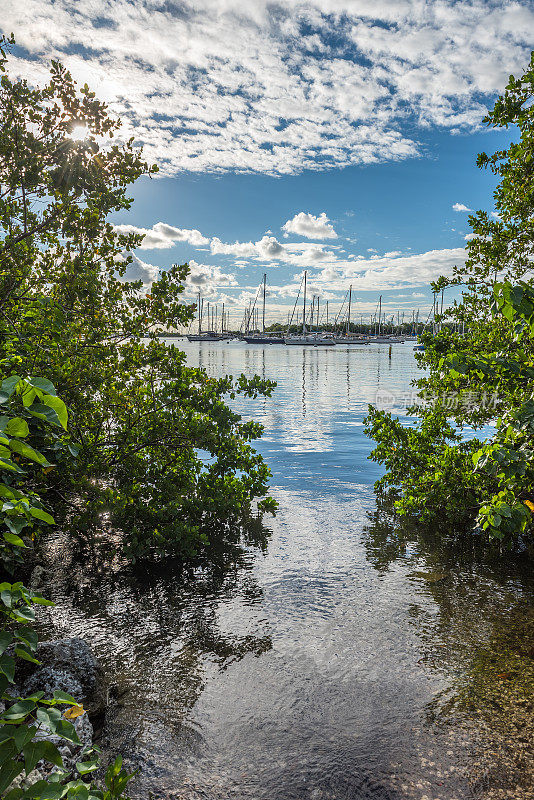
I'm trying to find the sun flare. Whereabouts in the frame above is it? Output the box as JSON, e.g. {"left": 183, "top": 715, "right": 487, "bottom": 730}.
{"left": 70, "top": 124, "right": 89, "bottom": 141}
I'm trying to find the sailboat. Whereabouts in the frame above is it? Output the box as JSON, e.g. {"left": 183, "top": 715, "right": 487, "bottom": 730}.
{"left": 369, "top": 296, "right": 404, "bottom": 343}
{"left": 243, "top": 274, "right": 284, "bottom": 343}
{"left": 335, "top": 285, "right": 370, "bottom": 344}
{"left": 187, "top": 294, "right": 226, "bottom": 341}
{"left": 284, "top": 272, "right": 336, "bottom": 345}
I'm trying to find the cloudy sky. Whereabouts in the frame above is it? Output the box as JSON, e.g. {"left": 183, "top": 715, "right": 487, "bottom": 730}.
{"left": 5, "top": 0, "right": 534, "bottom": 326}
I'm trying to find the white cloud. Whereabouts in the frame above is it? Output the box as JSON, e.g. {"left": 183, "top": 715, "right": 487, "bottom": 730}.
{"left": 122, "top": 254, "right": 159, "bottom": 284}
{"left": 452, "top": 202, "right": 473, "bottom": 213}
{"left": 210, "top": 234, "right": 287, "bottom": 260}
{"left": 5, "top": 0, "right": 532, "bottom": 175}
{"left": 182, "top": 259, "right": 238, "bottom": 301}
{"left": 282, "top": 211, "right": 337, "bottom": 239}
{"left": 383, "top": 250, "right": 402, "bottom": 257}
{"left": 113, "top": 222, "right": 209, "bottom": 249}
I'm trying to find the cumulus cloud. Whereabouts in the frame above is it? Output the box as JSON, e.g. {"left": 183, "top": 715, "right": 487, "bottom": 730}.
{"left": 210, "top": 235, "right": 287, "bottom": 260}
{"left": 282, "top": 211, "right": 337, "bottom": 239}
{"left": 122, "top": 254, "right": 159, "bottom": 284}
{"left": 5, "top": 0, "right": 533, "bottom": 175}
{"left": 452, "top": 203, "right": 473, "bottom": 213}
{"left": 305, "top": 246, "right": 467, "bottom": 291}
{"left": 113, "top": 222, "right": 209, "bottom": 249}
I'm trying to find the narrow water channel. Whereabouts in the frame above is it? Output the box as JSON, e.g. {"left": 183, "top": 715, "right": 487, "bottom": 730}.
{"left": 37, "top": 342, "right": 533, "bottom": 800}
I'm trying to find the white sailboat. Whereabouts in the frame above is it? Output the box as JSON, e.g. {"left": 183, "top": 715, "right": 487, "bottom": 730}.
{"left": 284, "top": 272, "right": 336, "bottom": 345}
{"left": 335, "top": 285, "right": 370, "bottom": 344}
{"left": 243, "top": 274, "right": 284, "bottom": 343}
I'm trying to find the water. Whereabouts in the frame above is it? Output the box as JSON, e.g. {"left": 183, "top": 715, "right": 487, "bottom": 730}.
{"left": 37, "top": 341, "right": 533, "bottom": 800}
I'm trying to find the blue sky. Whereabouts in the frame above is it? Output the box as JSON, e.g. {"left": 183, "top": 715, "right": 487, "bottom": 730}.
{"left": 5, "top": 0, "right": 533, "bottom": 327}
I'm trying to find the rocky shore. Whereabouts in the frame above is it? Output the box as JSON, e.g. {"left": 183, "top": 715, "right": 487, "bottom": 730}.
{"left": 6, "top": 637, "right": 106, "bottom": 791}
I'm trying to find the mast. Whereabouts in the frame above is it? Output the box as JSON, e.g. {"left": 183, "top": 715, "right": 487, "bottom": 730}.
{"left": 347, "top": 284, "right": 352, "bottom": 335}
{"left": 198, "top": 292, "right": 201, "bottom": 335}
{"left": 326, "top": 300, "right": 329, "bottom": 328}
{"left": 302, "top": 271, "right": 307, "bottom": 334}
{"left": 262, "top": 273, "right": 266, "bottom": 333}
{"left": 378, "top": 295, "right": 382, "bottom": 335}
{"left": 317, "top": 296, "right": 320, "bottom": 331}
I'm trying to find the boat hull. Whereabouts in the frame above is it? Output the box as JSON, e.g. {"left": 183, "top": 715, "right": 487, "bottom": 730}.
{"left": 187, "top": 334, "right": 225, "bottom": 342}
{"left": 243, "top": 336, "right": 284, "bottom": 344}
{"left": 284, "top": 336, "right": 337, "bottom": 346}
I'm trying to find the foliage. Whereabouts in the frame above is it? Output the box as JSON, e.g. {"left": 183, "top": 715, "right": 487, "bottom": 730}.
{"left": 0, "top": 378, "right": 134, "bottom": 798}
{"left": 365, "top": 52, "right": 534, "bottom": 547}
{"left": 0, "top": 36, "right": 277, "bottom": 559}
{"left": 0, "top": 375, "right": 70, "bottom": 573}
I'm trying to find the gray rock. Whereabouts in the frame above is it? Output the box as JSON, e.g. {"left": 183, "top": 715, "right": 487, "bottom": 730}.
{"left": 20, "top": 638, "right": 106, "bottom": 716}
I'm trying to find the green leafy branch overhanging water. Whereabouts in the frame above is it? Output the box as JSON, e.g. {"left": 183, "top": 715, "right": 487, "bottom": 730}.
{"left": 0, "top": 34, "right": 277, "bottom": 561}
{"left": 365, "top": 51, "right": 534, "bottom": 548}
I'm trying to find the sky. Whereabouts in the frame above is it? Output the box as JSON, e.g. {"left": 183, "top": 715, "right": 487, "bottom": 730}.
{"left": 4, "top": 0, "right": 534, "bottom": 328}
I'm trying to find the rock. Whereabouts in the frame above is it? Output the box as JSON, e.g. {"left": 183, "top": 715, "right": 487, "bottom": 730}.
{"left": 20, "top": 638, "right": 106, "bottom": 716}
{"left": 30, "top": 564, "right": 47, "bottom": 592}
{"left": 9, "top": 767, "right": 45, "bottom": 790}
{"left": 24, "top": 666, "right": 84, "bottom": 703}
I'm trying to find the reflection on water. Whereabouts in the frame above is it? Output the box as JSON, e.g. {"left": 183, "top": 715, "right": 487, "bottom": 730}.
{"left": 37, "top": 341, "right": 533, "bottom": 799}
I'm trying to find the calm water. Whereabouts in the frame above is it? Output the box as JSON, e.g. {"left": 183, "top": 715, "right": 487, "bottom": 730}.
{"left": 38, "top": 341, "right": 533, "bottom": 800}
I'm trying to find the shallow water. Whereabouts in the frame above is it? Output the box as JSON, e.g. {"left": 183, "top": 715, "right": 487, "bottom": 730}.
{"left": 38, "top": 341, "right": 533, "bottom": 800}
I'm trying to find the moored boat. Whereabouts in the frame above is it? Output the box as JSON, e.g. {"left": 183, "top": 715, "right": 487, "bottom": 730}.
{"left": 284, "top": 333, "right": 337, "bottom": 346}
{"left": 243, "top": 334, "right": 284, "bottom": 344}
{"left": 335, "top": 335, "right": 370, "bottom": 345}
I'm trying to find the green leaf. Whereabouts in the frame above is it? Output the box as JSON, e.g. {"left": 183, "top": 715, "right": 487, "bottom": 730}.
{"left": 64, "top": 782, "right": 89, "bottom": 800}
{"left": 26, "top": 404, "right": 62, "bottom": 429}
{"left": 42, "top": 396, "right": 68, "bottom": 431}
{"left": 12, "top": 605, "right": 35, "bottom": 623}
{"left": 35, "top": 708, "right": 81, "bottom": 745}
{"left": 28, "top": 507, "right": 55, "bottom": 525}
{"left": 27, "top": 378, "right": 57, "bottom": 397}
{"left": 3, "top": 532, "right": 27, "bottom": 548}
{"left": 76, "top": 756, "right": 100, "bottom": 776}
{"left": 0, "top": 587, "right": 12, "bottom": 607}
{"left": 5, "top": 518, "right": 28, "bottom": 537}
{"left": 2, "top": 698, "right": 36, "bottom": 721}
{"left": 0, "top": 760, "right": 24, "bottom": 794}
{"left": 53, "top": 690, "right": 78, "bottom": 705}
{"left": 0, "top": 458, "right": 23, "bottom": 473}
{"left": 23, "top": 739, "right": 63, "bottom": 774}
{"left": 0, "top": 737, "right": 17, "bottom": 765}
{"left": 0, "top": 377, "right": 21, "bottom": 406}
{"left": 15, "top": 627, "right": 38, "bottom": 651}
{"left": 5, "top": 419, "right": 29, "bottom": 439}
{"left": 13, "top": 725, "right": 38, "bottom": 751}
{"left": 0, "top": 631, "right": 13, "bottom": 655}
{"left": 8, "top": 440, "right": 51, "bottom": 466}
{"left": 0, "top": 653, "right": 15, "bottom": 683}
{"left": 22, "top": 779, "right": 63, "bottom": 799}
{"left": 14, "top": 645, "right": 39, "bottom": 664}
{"left": 3, "top": 787, "right": 23, "bottom": 800}
{"left": 30, "top": 594, "right": 54, "bottom": 607}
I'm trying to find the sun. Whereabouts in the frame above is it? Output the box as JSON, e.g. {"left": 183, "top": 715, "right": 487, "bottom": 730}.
{"left": 70, "top": 124, "right": 89, "bottom": 141}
